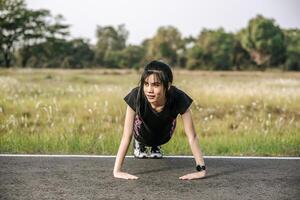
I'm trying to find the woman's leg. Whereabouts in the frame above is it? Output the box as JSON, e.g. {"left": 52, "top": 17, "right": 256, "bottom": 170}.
{"left": 133, "top": 138, "right": 148, "bottom": 158}
{"left": 149, "top": 145, "right": 163, "bottom": 159}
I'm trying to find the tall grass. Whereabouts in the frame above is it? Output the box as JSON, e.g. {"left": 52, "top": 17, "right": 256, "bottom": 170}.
{"left": 0, "top": 69, "right": 299, "bottom": 156}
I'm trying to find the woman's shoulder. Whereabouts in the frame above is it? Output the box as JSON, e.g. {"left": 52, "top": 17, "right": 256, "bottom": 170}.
{"left": 128, "top": 86, "right": 139, "bottom": 94}
{"left": 170, "top": 86, "right": 188, "bottom": 96}
{"left": 169, "top": 85, "right": 193, "bottom": 102}
{"left": 169, "top": 85, "right": 193, "bottom": 114}
{"left": 124, "top": 86, "right": 139, "bottom": 99}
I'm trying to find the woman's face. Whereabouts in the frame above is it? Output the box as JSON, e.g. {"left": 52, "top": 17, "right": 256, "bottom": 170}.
{"left": 143, "top": 74, "right": 166, "bottom": 105}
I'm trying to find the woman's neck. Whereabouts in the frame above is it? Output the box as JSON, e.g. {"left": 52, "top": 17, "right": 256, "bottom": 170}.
{"left": 149, "top": 98, "right": 166, "bottom": 112}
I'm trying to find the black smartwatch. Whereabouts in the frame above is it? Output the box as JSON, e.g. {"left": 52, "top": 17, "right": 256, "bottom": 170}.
{"left": 196, "top": 165, "right": 206, "bottom": 172}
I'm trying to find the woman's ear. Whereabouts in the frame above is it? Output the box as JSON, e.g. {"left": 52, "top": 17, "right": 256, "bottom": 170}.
{"left": 168, "top": 82, "right": 172, "bottom": 90}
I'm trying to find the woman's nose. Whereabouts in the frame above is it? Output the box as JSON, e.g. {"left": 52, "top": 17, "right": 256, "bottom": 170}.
{"left": 146, "top": 85, "right": 154, "bottom": 93}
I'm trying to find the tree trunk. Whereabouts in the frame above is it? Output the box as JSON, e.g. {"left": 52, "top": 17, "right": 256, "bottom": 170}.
{"left": 4, "top": 52, "right": 11, "bottom": 68}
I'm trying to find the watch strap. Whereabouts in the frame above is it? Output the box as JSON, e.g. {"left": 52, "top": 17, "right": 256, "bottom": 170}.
{"left": 196, "top": 165, "right": 206, "bottom": 172}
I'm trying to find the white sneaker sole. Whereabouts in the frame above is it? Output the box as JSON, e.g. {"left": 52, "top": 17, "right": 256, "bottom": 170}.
{"left": 149, "top": 153, "right": 163, "bottom": 159}
{"left": 134, "top": 150, "right": 148, "bottom": 159}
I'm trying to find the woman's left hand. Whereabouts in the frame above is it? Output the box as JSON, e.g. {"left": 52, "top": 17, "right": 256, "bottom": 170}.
{"left": 179, "top": 170, "right": 206, "bottom": 180}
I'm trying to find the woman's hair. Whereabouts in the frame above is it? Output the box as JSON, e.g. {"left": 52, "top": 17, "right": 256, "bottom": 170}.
{"left": 136, "top": 60, "right": 173, "bottom": 116}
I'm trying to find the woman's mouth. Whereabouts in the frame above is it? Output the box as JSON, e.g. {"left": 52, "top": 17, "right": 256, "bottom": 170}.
{"left": 146, "top": 94, "right": 155, "bottom": 99}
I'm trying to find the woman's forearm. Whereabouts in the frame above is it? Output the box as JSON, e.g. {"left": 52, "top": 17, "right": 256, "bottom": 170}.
{"left": 113, "top": 135, "right": 132, "bottom": 173}
{"left": 113, "top": 106, "right": 135, "bottom": 174}
{"left": 182, "top": 109, "right": 205, "bottom": 166}
{"left": 188, "top": 134, "right": 205, "bottom": 166}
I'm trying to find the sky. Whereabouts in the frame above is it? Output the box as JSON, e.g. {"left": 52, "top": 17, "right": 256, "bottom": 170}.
{"left": 26, "top": 0, "right": 300, "bottom": 45}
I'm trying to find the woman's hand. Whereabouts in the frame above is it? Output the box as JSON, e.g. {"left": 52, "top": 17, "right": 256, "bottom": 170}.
{"left": 179, "top": 170, "right": 206, "bottom": 180}
{"left": 113, "top": 171, "right": 139, "bottom": 180}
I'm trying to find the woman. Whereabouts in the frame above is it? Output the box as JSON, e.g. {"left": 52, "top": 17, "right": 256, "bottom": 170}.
{"left": 113, "top": 60, "right": 206, "bottom": 180}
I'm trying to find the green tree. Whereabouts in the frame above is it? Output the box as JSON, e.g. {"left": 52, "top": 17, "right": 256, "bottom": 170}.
{"left": 21, "top": 38, "right": 71, "bottom": 68}
{"left": 146, "top": 26, "right": 183, "bottom": 66}
{"left": 61, "top": 39, "right": 94, "bottom": 68}
{"left": 18, "top": 38, "right": 94, "bottom": 68}
{"left": 18, "top": 14, "right": 70, "bottom": 67}
{"left": 283, "top": 29, "right": 300, "bottom": 71}
{"left": 186, "top": 45, "right": 203, "bottom": 69}
{"left": 178, "top": 36, "right": 196, "bottom": 68}
{"left": 239, "top": 15, "right": 286, "bottom": 69}
{"left": 232, "top": 39, "right": 252, "bottom": 70}
{"left": 187, "top": 28, "right": 236, "bottom": 70}
{"left": 119, "top": 45, "right": 145, "bottom": 69}
{"left": 0, "top": 0, "right": 69, "bottom": 67}
{"left": 95, "top": 24, "right": 128, "bottom": 67}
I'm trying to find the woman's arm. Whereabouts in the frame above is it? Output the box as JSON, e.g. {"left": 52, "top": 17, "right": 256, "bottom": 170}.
{"left": 179, "top": 108, "right": 206, "bottom": 180}
{"left": 113, "top": 105, "right": 138, "bottom": 180}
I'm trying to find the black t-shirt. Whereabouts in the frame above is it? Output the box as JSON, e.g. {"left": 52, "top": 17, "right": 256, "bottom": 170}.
{"left": 124, "top": 86, "right": 193, "bottom": 146}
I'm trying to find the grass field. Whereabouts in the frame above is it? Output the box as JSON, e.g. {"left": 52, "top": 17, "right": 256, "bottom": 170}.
{"left": 0, "top": 68, "right": 299, "bottom": 156}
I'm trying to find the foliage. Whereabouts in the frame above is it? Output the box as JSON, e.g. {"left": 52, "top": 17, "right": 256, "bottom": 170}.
{"left": 283, "top": 29, "right": 300, "bottom": 71}
{"left": 239, "top": 15, "right": 286, "bottom": 69}
{"left": 145, "top": 26, "right": 183, "bottom": 66}
{"left": 232, "top": 39, "right": 252, "bottom": 70}
{"left": 0, "top": 0, "right": 69, "bottom": 67}
{"left": 94, "top": 24, "right": 128, "bottom": 66}
{"left": 119, "top": 45, "right": 145, "bottom": 69}
{"left": 17, "top": 38, "right": 94, "bottom": 68}
{"left": 187, "top": 28, "right": 236, "bottom": 70}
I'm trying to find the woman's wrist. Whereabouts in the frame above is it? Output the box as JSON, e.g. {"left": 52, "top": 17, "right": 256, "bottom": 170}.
{"left": 195, "top": 164, "right": 206, "bottom": 172}
{"left": 113, "top": 168, "right": 121, "bottom": 174}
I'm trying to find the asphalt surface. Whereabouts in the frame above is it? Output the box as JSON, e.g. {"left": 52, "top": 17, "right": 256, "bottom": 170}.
{"left": 0, "top": 156, "right": 299, "bottom": 200}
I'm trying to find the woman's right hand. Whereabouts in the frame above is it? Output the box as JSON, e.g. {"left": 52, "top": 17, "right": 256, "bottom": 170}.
{"left": 113, "top": 171, "right": 139, "bottom": 180}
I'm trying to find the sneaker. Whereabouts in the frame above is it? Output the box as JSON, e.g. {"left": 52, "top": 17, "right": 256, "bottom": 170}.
{"left": 133, "top": 139, "right": 148, "bottom": 159}
{"left": 150, "top": 146, "right": 163, "bottom": 159}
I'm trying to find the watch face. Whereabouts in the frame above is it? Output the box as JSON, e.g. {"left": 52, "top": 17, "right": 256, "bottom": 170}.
{"left": 196, "top": 165, "right": 206, "bottom": 171}
{"left": 196, "top": 165, "right": 202, "bottom": 171}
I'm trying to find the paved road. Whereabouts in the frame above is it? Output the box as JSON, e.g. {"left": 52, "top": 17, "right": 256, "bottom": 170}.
{"left": 0, "top": 155, "right": 299, "bottom": 200}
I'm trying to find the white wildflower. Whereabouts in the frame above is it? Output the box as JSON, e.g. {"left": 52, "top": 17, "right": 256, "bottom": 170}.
{"left": 268, "top": 113, "right": 271, "bottom": 119}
